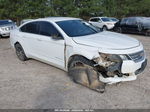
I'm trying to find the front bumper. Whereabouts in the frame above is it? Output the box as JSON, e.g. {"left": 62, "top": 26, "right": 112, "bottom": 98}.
{"left": 0, "top": 31, "right": 10, "bottom": 37}
{"left": 121, "top": 59, "right": 147, "bottom": 74}
{"left": 99, "top": 59, "right": 147, "bottom": 84}
{"left": 135, "top": 59, "right": 147, "bottom": 75}
{"left": 107, "top": 25, "right": 115, "bottom": 30}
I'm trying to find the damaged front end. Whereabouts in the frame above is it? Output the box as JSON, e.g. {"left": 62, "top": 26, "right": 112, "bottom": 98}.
{"left": 93, "top": 52, "right": 147, "bottom": 84}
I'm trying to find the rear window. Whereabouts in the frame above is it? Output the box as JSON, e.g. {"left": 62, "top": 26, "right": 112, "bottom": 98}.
{"left": 90, "top": 18, "right": 100, "bottom": 22}
{"left": 20, "top": 22, "right": 39, "bottom": 34}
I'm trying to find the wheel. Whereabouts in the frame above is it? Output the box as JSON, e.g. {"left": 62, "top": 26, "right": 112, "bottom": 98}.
{"left": 116, "top": 27, "right": 122, "bottom": 33}
{"left": 15, "top": 43, "right": 28, "bottom": 61}
{"left": 68, "top": 56, "right": 105, "bottom": 93}
{"left": 102, "top": 26, "right": 107, "bottom": 31}
{"left": 145, "top": 30, "right": 150, "bottom": 36}
{"left": 68, "top": 56, "right": 94, "bottom": 71}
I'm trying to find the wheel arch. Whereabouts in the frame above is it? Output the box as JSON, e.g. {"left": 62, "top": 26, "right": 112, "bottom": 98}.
{"left": 14, "top": 41, "right": 29, "bottom": 58}
{"left": 67, "top": 54, "right": 95, "bottom": 70}
{"left": 14, "top": 41, "right": 20, "bottom": 46}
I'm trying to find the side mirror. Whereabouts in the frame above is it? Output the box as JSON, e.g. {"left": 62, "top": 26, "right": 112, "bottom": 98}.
{"left": 98, "top": 20, "right": 102, "bottom": 23}
{"left": 51, "top": 34, "right": 63, "bottom": 40}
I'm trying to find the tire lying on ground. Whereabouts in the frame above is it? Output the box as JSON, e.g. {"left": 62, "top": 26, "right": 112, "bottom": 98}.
{"left": 68, "top": 56, "right": 106, "bottom": 93}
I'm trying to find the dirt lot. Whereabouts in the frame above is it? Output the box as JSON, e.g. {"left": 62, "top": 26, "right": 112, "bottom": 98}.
{"left": 0, "top": 34, "right": 150, "bottom": 109}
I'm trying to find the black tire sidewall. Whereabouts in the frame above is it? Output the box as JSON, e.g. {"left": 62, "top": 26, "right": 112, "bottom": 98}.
{"left": 15, "top": 43, "right": 27, "bottom": 61}
{"left": 68, "top": 56, "right": 94, "bottom": 71}
{"left": 116, "top": 27, "right": 122, "bottom": 33}
{"left": 103, "top": 26, "right": 107, "bottom": 31}
{"left": 145, "top": 30, "right": 150, "bottom": 36}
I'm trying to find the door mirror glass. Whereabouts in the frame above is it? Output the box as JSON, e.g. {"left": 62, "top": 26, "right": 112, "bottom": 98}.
{"left": 98, "top": 20, "right": 102, "bottom": 23}
{"left": 51, "top": 33, "right": 63, "bottom": 40}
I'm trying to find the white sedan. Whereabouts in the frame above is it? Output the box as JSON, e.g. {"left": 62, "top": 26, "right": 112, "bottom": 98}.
{"left": 10, "top": 17, "right": 147, "bottom": 92}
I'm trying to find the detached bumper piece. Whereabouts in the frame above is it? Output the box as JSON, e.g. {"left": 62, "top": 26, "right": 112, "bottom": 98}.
{"left": 99, "top": 73, "right": 137, "bottom": 84}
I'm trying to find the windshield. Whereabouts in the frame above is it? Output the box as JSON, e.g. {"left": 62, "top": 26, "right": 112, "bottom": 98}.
{"left": 101, "top": 18, "right": 111, "bottom": 22}
{"left": 110, "top": 18, "right": 118, "bottom": 22}
{"left": 56, "top": 20, "right": 100, "bottom": 37}
{"left": 0, "top": 20, "right": 13, "bottom": 26}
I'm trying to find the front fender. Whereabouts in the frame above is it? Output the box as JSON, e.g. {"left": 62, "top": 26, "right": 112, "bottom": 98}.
{"left": 66, "top": 45, "right": 99, "bottom": 67}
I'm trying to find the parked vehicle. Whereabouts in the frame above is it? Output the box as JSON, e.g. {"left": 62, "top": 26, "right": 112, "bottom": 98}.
{"left": 20, "top": 19, "right": 33, "bottom": 25}
{"left": 10, "top": 17, "right": 147, "bottom": 92}
{"left": 0, "top": 20, "right": 16, "bottom": 38}
{"left": 113, "top": 17, "right": 150, "bottom": 36}
{"left": 89, "top": 17, "right": 115, "bottom": 30}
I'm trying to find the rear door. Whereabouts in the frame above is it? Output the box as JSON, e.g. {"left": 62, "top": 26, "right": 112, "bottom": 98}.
{"left": 19, "top": 21, "right": 40, "bottom": 57}
{"left": 126, "top": 18, "right": 138, "bottom": 33}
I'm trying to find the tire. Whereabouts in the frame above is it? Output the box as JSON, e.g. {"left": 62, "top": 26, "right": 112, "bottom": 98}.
{"left": 102, "top": 26, "right": 107, "bottom": 31}
{"left": 145, "top": 30, "right": 150, "bottom": 36}
{"left": 15, "top": 43, "right": 28, "bottom": 61}
{"left": 116, "top": 27, "right": 122, "bottom": 33}
{"left": 68, "top": 56, "right": 94, "bottom": 71}
{"left": 68, "top": 56, "right": 105, "bottom": 93}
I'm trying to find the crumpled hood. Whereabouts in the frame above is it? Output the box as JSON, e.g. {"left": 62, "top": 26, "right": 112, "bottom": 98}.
{"left": 72, "top": 31, "right": 140, "bottom": 50}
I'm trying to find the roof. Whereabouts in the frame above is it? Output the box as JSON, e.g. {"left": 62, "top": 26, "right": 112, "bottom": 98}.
{"left": 37, "top": 17, "right": 81, "bottom": 22}
{"left": 90, "top": 17, "right": 107, "bottom": 19}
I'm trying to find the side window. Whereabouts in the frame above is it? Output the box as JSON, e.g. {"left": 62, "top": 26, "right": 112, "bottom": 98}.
{"left": 20, "top": 22, "right": 39, "bottom": 34}
{"left": 20, "top": 25, "right": 26, "bottom": 32}
{"left": 90, "top": 18, "right": 99, "bottom": 22}
{"left": 39, "top": 21, "right": 62, "bottom": 38}
{"left": 126, "top": 18, "right": 136, "bottom": 25}
{"left": 121, "top": 18, "right": 128, "bottom": 25}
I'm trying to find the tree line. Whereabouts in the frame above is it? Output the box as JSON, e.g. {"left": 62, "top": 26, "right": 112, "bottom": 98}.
{"left": 0, "top": 0, "right": 150, "bottom": 23}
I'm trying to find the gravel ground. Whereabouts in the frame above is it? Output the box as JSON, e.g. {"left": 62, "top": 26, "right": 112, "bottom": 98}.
{"left": 0, "top": 34, "right": 150, "bottom": 109}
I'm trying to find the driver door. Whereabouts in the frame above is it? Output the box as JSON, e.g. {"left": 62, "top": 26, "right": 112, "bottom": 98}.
{"left": 35, "top": 21, "right": 65, "bottom": 68}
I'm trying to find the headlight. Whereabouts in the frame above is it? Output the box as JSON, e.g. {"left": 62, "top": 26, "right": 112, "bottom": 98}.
{"left": 119, "top": 54, "right": 130, "bottom": 60}
{"left": 1, "top": 28, "right": 5, "bottom": 31}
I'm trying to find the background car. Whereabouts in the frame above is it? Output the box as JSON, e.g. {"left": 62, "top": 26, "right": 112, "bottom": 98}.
{"left": 113, "top": 17, "right": 150, "bottom": 36}
{"left": 89, "top": 17, "right": 115, "bottom": 30}
{"left": 0, "top": 20, "right": 16, "bottom": 38}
